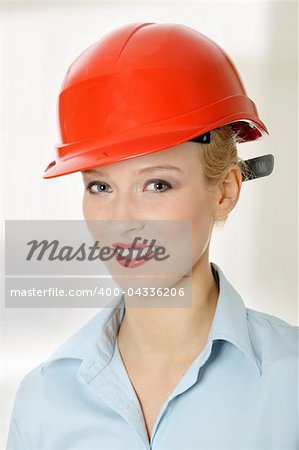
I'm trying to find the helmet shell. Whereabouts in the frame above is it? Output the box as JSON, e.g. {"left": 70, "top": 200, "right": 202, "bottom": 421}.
{"left": 44, "top": 22, "right": 268, "bottom": 178}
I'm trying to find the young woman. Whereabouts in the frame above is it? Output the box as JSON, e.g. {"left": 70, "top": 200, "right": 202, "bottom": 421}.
{"left": 7, "top": 22, "right": 298, "bottom": 450}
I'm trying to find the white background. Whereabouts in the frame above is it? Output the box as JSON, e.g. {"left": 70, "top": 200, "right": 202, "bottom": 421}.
{"left": 1, "top": 1, "right": 298, "bottom": 447}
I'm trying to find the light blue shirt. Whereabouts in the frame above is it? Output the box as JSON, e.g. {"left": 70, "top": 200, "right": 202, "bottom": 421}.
{"left": 6, "top": 262, "right": 299, "bottom": 450}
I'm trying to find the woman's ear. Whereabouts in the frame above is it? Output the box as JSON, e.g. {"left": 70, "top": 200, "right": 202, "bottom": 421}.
{"left": 213, "top": 164, "right": 242, "bottom": 220}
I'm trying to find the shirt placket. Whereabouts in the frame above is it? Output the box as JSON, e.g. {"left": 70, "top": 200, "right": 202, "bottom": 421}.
{"left": 83, "top": 337, "right": 214, "bottom": 449}
{"left": 82, "top": 361, "right": 151, "bottom": 449}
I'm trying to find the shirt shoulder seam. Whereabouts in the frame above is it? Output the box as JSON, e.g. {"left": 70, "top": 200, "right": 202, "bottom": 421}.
{"left": 246, "top": 307, "right": 296, "bottom": 328}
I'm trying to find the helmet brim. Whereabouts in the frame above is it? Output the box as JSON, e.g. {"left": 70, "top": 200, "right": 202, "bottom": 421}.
{"left": 44, "top": 103, "right": 268, "bottom": 179}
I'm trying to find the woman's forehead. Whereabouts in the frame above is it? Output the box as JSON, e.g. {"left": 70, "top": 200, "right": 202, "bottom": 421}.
{"left": 82, "top": 142, "right": 199, "bottom": 176}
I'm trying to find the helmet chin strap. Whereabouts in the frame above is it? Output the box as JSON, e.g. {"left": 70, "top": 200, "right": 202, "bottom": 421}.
{"left": 189, "top": 133, "right": 274, "bottom": 181}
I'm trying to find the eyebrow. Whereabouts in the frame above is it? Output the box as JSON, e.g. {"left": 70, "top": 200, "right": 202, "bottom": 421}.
{"left": 83, "top": 165, "right": 183, "bottom": 176}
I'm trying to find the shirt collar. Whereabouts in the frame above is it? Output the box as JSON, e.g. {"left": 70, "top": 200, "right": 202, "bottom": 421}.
{"left": 40, "top": 262, "right": 262, "bottom": 376}
{"left": 209, "top": 262, "right": 262, "bottom": 375}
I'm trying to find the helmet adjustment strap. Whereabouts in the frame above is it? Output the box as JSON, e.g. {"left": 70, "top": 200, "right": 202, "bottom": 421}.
{"left": 189, "top": 132, "right": 274, "bottom": 182}
{"left": 241, "top": 154, "right": 274, "bottom": 182}
{"left": 189, "top": 132, "right": 211, "bottom": 144}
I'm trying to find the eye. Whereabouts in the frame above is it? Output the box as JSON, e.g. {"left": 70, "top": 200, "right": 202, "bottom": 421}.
{"left": 145, "top": 179, "right": 172, "bottom": 193}
{"left": 86, "top": 181, "right": 112, "bottom": 194}
{"left": 85, "top": 179, "right": 173, "bottom": 195}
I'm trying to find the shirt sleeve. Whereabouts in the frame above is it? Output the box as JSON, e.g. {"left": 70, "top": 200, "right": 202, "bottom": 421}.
{"left": 6, "top": 379, "right": 31, "bottom": 450}
{"left": 6, "top": 417, "right": 26, "bottom": 450}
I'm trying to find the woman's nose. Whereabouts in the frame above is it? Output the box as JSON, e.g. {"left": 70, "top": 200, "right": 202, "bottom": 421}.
{"left": 107, "top": 195, "right": 146, "bottom": 234}
{"left": 86, "top": 195, "right": 146, "bottom": 243}
{"left": 108, "top": 192, "right": 137, "bottom": 220}
{"left": 109, "top": 219, "right": 145, "bottom": 237}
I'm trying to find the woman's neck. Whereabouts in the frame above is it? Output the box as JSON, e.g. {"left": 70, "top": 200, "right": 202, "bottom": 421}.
{"left": 117, "top": 253, "right": 219, "bottom": 369}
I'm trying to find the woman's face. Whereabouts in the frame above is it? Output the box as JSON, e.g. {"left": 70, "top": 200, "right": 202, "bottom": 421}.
{"left": 81, "top": 142, "right": 221, "bottom": 290}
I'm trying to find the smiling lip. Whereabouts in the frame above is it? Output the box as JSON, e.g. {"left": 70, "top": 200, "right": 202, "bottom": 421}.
{"left": 111, "top": 242, "right": 152, "bottom": 249}
{"left": 111, "top": 243, "right": 155, "bottom": 268}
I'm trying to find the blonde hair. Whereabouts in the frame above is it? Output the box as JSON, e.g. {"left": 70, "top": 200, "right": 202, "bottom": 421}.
{"left": 196, "top": 124, "right": 255, "bottom": 228}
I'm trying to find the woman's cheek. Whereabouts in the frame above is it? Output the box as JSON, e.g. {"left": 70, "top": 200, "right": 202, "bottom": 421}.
{"left": 82, "top": 194, "right": 103, "bottom": 220}
{"left": 190, "top": 195, "right": 215, "bottom": 260}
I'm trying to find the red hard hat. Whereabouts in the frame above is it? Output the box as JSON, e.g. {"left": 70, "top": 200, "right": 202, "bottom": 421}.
{"left": 43, "top": 22, "right": 269, "bottom": 179}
